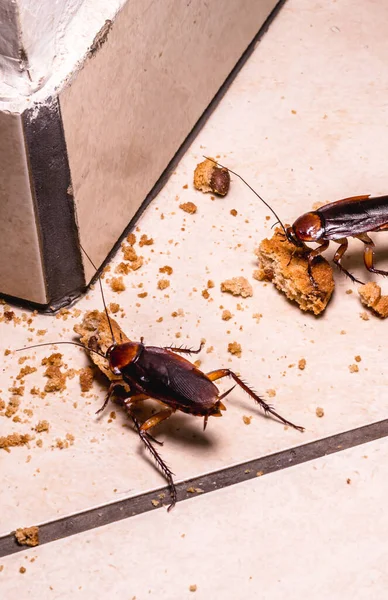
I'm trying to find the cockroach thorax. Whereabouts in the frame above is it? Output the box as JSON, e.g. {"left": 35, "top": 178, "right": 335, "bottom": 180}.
{"left": 292, "top": 211, "right": 324, "bottom": 242}
{"left": 107, "top": 342, "right": 143, "bottom": 374}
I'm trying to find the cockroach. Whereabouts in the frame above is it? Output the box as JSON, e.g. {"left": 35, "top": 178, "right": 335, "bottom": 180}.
{"left": 206, "top": 157, "right": 388, "bottom": 286}
{"left": 18, "top": 247, "right": 304, "bottom": 510}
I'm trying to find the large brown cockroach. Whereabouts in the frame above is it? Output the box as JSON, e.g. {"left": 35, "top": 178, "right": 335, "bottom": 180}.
{"left": 19, "top": 248, "right": 304, "bottom": 510}
{"left": 206, "top": 157, "right": 388, "bottom": 285}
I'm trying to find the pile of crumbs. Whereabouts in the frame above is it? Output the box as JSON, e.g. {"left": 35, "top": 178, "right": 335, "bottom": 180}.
{"left": 221, "top": 277, "right": 253, "bottom": 298}
{"left": 228, "top": 341, "right": 242, "bottom": 357}
{"left": 55, "top": 433, "right": 75, "bottom": 449}
{"left": 0, "top": 433, "right": 32, "bottom": 451}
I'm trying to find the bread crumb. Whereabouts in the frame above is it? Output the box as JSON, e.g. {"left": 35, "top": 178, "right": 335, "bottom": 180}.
{"left": 139, "top": 234, "right": 153, "bottom": 247}
{"left": 0, "top": 433, "right": 32, "bottom": 450}
{"left": 207, "top": 280, "right": 214, "bottom": 289}
{"left": 354, "top": 355, "right": 361, "bottom": 363}
{"left": 202, "top": 289, "right": 210, "bottom": 299}
{"left": 221, "top": 277, "right": 253, "bottom": 298}
{"left": 110, "top": 276, "right": 126, "bottom": 293}
{"left": 16, "top": 365, "right": 37, "bottom": 380}
{"left": 252, "top": 313, "right": 262, "bottom": 323}
{"left": 298, "top": 358, "right": 306, "bottom": 370}
{"left": 109, "top": 303, "right": 120, "bottom": 314}
{"left": 189, "top": 585, "right": 197, "bottom": 592}
{"left": 256, "top": 471, "right": 264, "bottom": 477}
{"left": 187, "top": 487, "right": 204, "bottom": 494}
{"left": 193, "top": 157, "right": 230, "bottom": 196}
{"left": 230, "top": 209, "right": 237, "bottom": 216}
{"left": 5, "top": 397, "right": 21, "bottom": 418}
{"left": 127, "top": 232, "right": 136, "bottom": 245}
{"left": 158, "top": 279, "right": 170, "bottom": 290}
{"left": 37, "top": 329, "right": 47, "bottom": 336}
{"left": 19, "top": 567, "right": 26, "bottom": 574}
{"left": 346, "top": 289, "right": 353, "bottom": 295}
{"left": 151, "top": 499, "right": 160, "bottom": 507}
{"left": 43, "top": 365, "right": 66, "bottom": 393}
{"left": 316, "top": 407, "right": 324, "bottom": 418}
{"left": 349, "top": 364, "right": 359, "bottom": 373}
{"left": 255, "top": 228, "right": 334, "bottom": 315}
{"left": 359, "top": 282, "right": 388, "bottom": 318}
{"left": 79, "top": 367, "right": 94, "bottom": 392}
{"left": 179, "top": 201, "right": 197, "bottom": 214}
{"left": 34, "top": 420, "right": 49, "bottom": 433}
{"left": 360, "top": 311, "right": 369, "bottom": 321}
{"left": 41, "top": 353, "right": 63, "bottom": 367}
{"left": 36, "top": 439, "right": 43, "bottom": 447}
{"left": 266, "top": 389, "right": 276, "bottom": 398}
{"left": 9, "top": 386, "right": 25, "bottom": 396}
{"left": 115, "top": 262, "right": 131, "bottom": 275}
{"left": 122, "top": 246, "right": 137, "bottom": 261}
{"left": 346, "top": 478, "right": 351, "bottom": 484}
{"left": 15, "top": 526, "right": 39, "bottom": 547}
{"left": 159, "top": 265, "right": 173, "bottom": 275}
{"left": 228, "top": 341, "right": 242, "bottom": 358}
{"left": 243, "top": 415, "right": 252, "bottom": 425}
{"left": 4, "top": 349, "right": 11, "bottom": 356}
{"left": 222, "top": 310, "right": 232, "bottom": 321}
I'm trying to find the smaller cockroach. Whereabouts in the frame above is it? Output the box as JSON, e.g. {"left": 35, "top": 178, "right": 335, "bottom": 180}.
{"left": 18, "top": 248, "right": 304, "bottom": 510}
{"left": 206, "top": 157, "right": 388, "bottom": 285}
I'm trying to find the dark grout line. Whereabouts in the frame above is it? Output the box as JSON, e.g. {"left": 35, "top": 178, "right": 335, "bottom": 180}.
{"left": 2, "top": 418, "right": 388, "bottom": 558}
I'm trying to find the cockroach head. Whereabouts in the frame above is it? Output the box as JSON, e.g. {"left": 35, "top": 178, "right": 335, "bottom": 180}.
{"left": 106, "top": 342, "right": 143, "bottom": 375}
{"left": 292, "top": 211, "right": 324, "bottom": 242}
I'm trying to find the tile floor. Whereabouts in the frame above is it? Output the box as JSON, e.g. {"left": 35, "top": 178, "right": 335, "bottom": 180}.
{"left": 2, "top": 0, "right": 388, "bottom": 597}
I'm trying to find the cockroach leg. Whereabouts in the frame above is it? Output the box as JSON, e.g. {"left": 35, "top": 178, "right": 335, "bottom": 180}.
{"left": 129, "top": 411, "right": 177, "bottom": 510}
{"left": 206, "top": 369, "right": 304, "bottom": 432}
{"left": 165, "top": 342, "right": 204, "bottom": 355}
{"left": 139, "top": 408, "right": 174, "bottom": 432}
{"left": 307, "top": 240, "right": 330, "bottom": 288}
{"left": 332, "top": 239, "right": 364, "bottom": 284}
{"left": 361, "top": 234, "right": 388, "bottom": 277}
{"left": 95, "top": 382, "right": 121, "bottom": 415}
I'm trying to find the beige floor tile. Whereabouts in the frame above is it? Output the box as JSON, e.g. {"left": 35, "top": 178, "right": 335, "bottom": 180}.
{"left": 1, "top": 438, "right": 388, "bottom": 599}
{"left": 2, "top": 0, "right": 388, "bottom": 533}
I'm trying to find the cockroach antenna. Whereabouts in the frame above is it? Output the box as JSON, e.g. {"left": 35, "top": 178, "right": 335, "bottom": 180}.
{"left": 203, "top": 156, "right": 289, "bottom": 238}
{"left": 15, "top": 341, "right": 106, "bottom": 358}
{"left": 79, "top": 244, "right": 117, "bottom": 346}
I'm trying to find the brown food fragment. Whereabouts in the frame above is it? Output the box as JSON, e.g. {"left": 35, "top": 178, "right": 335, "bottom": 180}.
{"left": 79, "top": 367, "right": 94, "bottom": 392}
{"left": 193, "top": 157, "right": 230, "bottom": 196}
{"left": 158, "top": 279, "right": 170, "bottom": 290}
{"left": 34, "top": 420, "right": 49, "bottom": 433}
{"left": 360, "top": 311, "right": 370, "bottom": 321}
{"left": 109, "top": 303, "right": 120, "bottom": 314}
{"left": 255, "top": 228, "right": 334, "bottom": 315}
{"left": 122, "top": 245, "right": 138, "bottom": 261}
{"left": 221, "top": 277, "right": 253, "bottom": 298}
{"left": 222, "top": 310, "right": 232, "bottom": 321}
{"left": 346, "top": 478, "right": 351, "bottom": 485}
{"left": 179, "top": 201, "right": 197, "bottom": 214}
{"left": 16, "top": 366, "right": 37, "bottom": 380}
{"left": 298, "top": 358, "right": 306, "bottom": 370}
{"left": 151, "top": 499, "right": 160, "bottom": 507}
{"left": 139, "top": 234, "right": 153, "bottom": 247}
{"left": 266, "top": 389, "right": 276, "bottom": 398}
{"left": 4, "top": 349, "right": 11, "bottom": 356}
{"left": 349, "top": 364, "right": 359, "bottom": 373}
{"left": 131, "top": 256, "right": 144, "bottom": 271}
{"left": 228, "top": 341, "right": 242, "bottom": 358}
{"left": 189, "top": 585, "right": 197, "bottom": 592}
{"left": 243, "top": 415, "right": 252, "bottom": 425}
{"left": 159, "top": 265, "right": 173, "bottom": 275}
{"left": 15, "top": 526, "right": 40, "bottom": 547}
{"left": 187, "top": 487, "right": 204, "bottom": 494}
{"left": 0, "top": 433, "right": 32, "bottom": 450}
{"left": 41, "top": 353, "right": 63, "bottom": 367}
{"left": 354, "top": 355, "right": 361, "bottom": 363}
{"left": 316, "top": 407, "right": 324, "bottom": 418}
{"left": 115, "top": 262, "right": 131, "bottom": 275}
{"left": 358, "top": 282, "right": 388, "bottom": 318}
{"left": 126, "top": 232, "right": 136, "bottom": 245}
{"left": 230, "top": 209, "right": 237, "bottom": 216}
{"left": 43, "top": 366, "right": 66, "bottom": 393}
{"left": 202, "top": 289, "right": 210, "bottom": 300}
{"left": 9, "top": 386, "right": 25, "bottom": 396}
{"left": 19, "top": 567, "right": 26, "bottom": 574}
{"left": 5, "top": 397, "right": 21, "bottom": 418}
{"left": 110, "top": 277, "right": 126, "bottom": 293}
{"left": 4, "top": 310, "right": 15, "bottom": 321}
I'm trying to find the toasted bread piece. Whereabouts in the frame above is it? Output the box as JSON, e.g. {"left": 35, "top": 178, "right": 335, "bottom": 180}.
{"left": 74, "top": 310, "right": 130, "bottom": 381}
{"left": 358, "top": 282, "right": 388, "bottom": 318}
{"left": 255, "top": 228, "right": 334, "bottom": 315}
{"left": 193, "top": 158, "right": 230, "bottom": 196}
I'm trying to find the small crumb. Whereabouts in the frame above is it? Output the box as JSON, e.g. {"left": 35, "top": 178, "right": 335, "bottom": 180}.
{"left": 179, "top": 201, "right": 197, "bottom": 214}
{"left": 207, "top": 280, "right": 214, "bottom": 289}
{"left": 221, "top": 277, "right": 253, "bottom": 298}
{"left": 122, "top": 246, "right": 137, "bottom": 261}
{"left": 4, "top": 349, "right": 11, "bottom": 356}
{"left": 252, "top": 313, "right": 262, "bottom": 323}
{"left": 151, "top": 499, "right": 160, "bottom": 507}
{"left": 156, "top": 317, "right": 163, "bottom": 323}
{"left": 41, "top": 353, "right": 62, "bottom": 367}
{"left": 183, "top": 184, "right": 188, "bottom": 189}
{"left": 138, "top": 292, "right": 148, "bottom": 299}
{"left": 110, "top": 277, "right": 126, "bottom": 293}
{"left": 15, "top": 526, "right": 39, "bottom": 547}
{"left": 243, "top": 415, "right": 252, "bottom": 425}
{"left": 158, "top": 279, "right": 170, "bottom": 290}
{"left": 109, "top": 303, "right": 120, "bottom": 314}
{"left": 228, "top": 342, "right": 242, "bottom": 358}
{"left": 222, "top": 310, "right": 232, "bottom": 321}
{"left": 127, "top": 232, "right": 136, "bottom": 245}
{"left": 186, "top": 487, "right": 204, "bottom": 494}
{"left": 230, "top": 209, "right": 237, "bottom": 216}
{"left": 354, "top": 355, "right": 361, "bottom": 363}
{"left": 43, "top": 366, "right": 66, "bottom": 393}
{"left": 256, "top": 471, "right": 264, "bottom": 477}
{"left": 19, "top": 567, "right": 26, "bottom": 574}
{"left": 37, "top": 329, "right": 47, "bottom": 336}
{"left": 189, "top": 585, "right": 197, "bottom": 592}
{"left": 359, "top": 282, "right": 388, "bottom": 318}
{"left": 34, "top": 420, "right": 49, "bottom": 433}
{"left": 159, "top": 265, "right": 173, "bottom": 275}
{"left": 346, "top": 478, "right": 351, "bottom": 485}
{"left": 193, "top": 157, "right": 230, "bottom": 196}
{"left": 298, "top": 358, "right": 306, "bottom": 370}
{"left": 266, "top": 389, "right": 276, "bottom": 398}
{"left": 316, "top": 407, "right": 324, "bottom": 418}
{"left": 360, "top": 312, "right": 369, "bottom": 321}
{"left": 139, "top": 234, "right": 153, "bottom": 247}
{"left": 79, "top": 367, "right": 94, "bottom": 392}
{"left": 349, "top": 364, "right": 359, "bottom": 373}
{"left": 194, "top": 360, "right": 201, "bottom": 368}
{"left": 202, "top": 289, "right": 210, "bottom": 299}
{"left": 346, "top": 289, "right": 353, "bottom": 295}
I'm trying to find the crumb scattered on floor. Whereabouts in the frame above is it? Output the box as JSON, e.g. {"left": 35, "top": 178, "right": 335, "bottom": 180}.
{"left": 110, "top": 277, "right": 126, "bottom": 293}
{"left": 354, "top": 355, "right": 361, "bottom": 363}
{"left": 228, "top": 341, "right": 242, "bottom": 357}
{"left": 243, "top": 415, "right": 252, "bottom": 425}
{"left": 159, "top": 265, "right": 173, "bottom": 275}
{"left": 43, "top": 365, "right": 66, "bottom": 393}
{"left": 221, "top": 277, "right": 253, "bottom": 298}
{"left": 15, "top": 526, "right": 39, "bottom": 547}
{"left": 298, "top": 358, "right": 306, "bottom": 370}
{"left": 179, "top": 201, "right": 197, "bottom": 214}
{"left": 158, "top": 279, "right": 170, "bottom": 290}
{"left": 187, "top": 487, "right": 204, "bottom": 494}
{"left": 0, "top": 433, "right": 32, "bottom": 451}
{"left": 193, "top": 157, "right": 230, "bottom": 196}
{"left": 139, "top": 234, "right": 154, "bottom": 247}
{"left": 222, "top": 309, "right": 232, "bottom": 321}
{"left": 266, "top": 389, "right": 276, "bottom": 397}
{"left": 359, "top": 282, "right": 388, "bottom": 318}
{"left": 189, "top": 585, "right": 197, "bottom": 592}
{"left": 34, "top": 420, "right": 50, "bottom": 433}
{"left": 79, "top": 367, "right": 94, "bottom": 392}
{"left": 349, "top": 364, "right": 359, "bottom": 373}
{"left": 360, "top": 311, "right": 369, "bottom": 321}
{"left": 316, "top": 407, "right": 324, "bottom": 418}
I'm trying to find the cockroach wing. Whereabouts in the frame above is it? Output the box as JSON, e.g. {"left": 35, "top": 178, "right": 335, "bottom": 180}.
{"left": 319, "top": 195, "right": 388, "bottom": 239}
{"left": 130, "top": 347, "right": 219, "bottom": 414}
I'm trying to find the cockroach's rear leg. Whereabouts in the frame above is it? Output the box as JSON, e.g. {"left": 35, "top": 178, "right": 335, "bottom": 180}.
{"left": 332, "top": 238, "right": 364, "bottom": 284}
{"left": 206, "top": 369, "right": 304, "bottom": 432}
{"left": 96, "top": 382, "right": 122, "bottom": 415}
{"left": 129, "top": 410, "right": 177, "bottom": 511}
{"left": 165, "top": 342, "right": 204, "bottom": 355}
{"left": 360, "top": 234, "right": 388, "bottom": 277}
{"left": 307, "top": 240, "right": 330, "bottom": 287}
